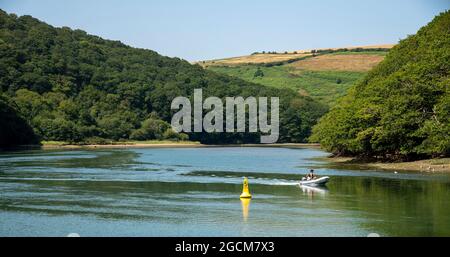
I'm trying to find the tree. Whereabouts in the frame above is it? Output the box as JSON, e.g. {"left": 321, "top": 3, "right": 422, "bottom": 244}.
{"left": 253, "top": 67, "right": 264, "bottom": 78}
{"left": 130, "top": 117, "right": 171, "bottom": 140}
{"left": 0, "top": 95, "right": 39, "bottom": 147}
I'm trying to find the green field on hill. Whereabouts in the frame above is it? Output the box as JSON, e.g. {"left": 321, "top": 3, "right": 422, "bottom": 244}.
{"left": 204, "top": 50, "right": 390, "bottom": 106}
{"left": 208, "top": 65, "right": 366, "bottom": 106}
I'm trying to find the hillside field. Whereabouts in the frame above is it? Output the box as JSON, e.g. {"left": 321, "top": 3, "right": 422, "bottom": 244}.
{"left": 204, "top": 48, "right": 392, "bottom": 106}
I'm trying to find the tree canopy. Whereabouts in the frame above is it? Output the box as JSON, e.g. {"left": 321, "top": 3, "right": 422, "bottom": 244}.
{"left": 0, "top": 94, "right": 39, "bottom": 147}
{"left": 310, "top": 11, "right": 450, "bottom": 160}
{"left": 0, "top": 9, "right": 327, "bottom": 145}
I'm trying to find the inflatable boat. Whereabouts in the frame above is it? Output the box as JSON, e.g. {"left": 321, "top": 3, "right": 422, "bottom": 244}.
{"left": 299, "top": 176, "right": 329, "bottom": 187}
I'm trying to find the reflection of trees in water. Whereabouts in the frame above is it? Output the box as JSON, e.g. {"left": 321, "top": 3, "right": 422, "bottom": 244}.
{"left": 328, "top": 176, "right": 450, "bottom": 236}
{"left": 7, "top": 150, "right": 142, "bottom": 169}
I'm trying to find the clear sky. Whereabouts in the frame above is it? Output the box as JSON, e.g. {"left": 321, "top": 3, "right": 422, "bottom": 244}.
{"left": 1, "top": 0, "right": 448, "bottom": 61}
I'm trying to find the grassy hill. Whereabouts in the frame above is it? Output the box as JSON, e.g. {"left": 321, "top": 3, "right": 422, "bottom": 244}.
{"left": 201, "top": 46, "right": 392, "bottom": 105}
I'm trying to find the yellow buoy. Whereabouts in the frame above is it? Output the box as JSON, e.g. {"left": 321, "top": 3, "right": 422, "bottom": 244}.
{"left": 240, "top": 177, "right": 252, "bottom": 198}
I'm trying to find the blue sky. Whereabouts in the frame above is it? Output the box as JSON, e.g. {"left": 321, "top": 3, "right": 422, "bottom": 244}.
{"left": 1, "top": 0, "right": 448, "bottom": 61}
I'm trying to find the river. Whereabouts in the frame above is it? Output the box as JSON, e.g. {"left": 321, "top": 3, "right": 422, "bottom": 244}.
{"left": 0, "top": 147, "right": 449, "bottom": 236}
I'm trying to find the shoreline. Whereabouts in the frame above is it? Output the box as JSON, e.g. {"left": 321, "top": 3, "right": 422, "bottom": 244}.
{"left": 39, "top": 142, "right": 321, "bottom": 150}
{"left": 5, "top": 142, "right": 448, "bottom": 173}
{"left": 318, "top": 156, "right": 450, "bottom": 173}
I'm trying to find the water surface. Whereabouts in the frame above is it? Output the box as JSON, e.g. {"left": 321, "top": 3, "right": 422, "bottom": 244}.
{"left": 0, "top": 147, "right": 449, "bottom": 236}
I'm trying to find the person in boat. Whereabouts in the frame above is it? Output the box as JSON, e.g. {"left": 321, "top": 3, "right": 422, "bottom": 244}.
{"left": 306, "top": 169, "right": 317, "bottom": 180}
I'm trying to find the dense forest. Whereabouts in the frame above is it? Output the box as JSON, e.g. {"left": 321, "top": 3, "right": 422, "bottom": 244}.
{"left": 310, "top": 11, "right": 450, "bottom": 160}
{"left": 0, "top": 9, "right": 327, "bottom": 147}
{"left": 0, "top": 94, "right": 39, "bottom": 146}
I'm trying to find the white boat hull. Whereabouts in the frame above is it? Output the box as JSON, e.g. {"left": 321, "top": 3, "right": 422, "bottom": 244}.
{"left": 299, "top": 176, "right": 329, "bottom": 187}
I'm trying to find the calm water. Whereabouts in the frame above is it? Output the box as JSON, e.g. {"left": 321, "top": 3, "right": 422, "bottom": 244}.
{"left": 0, "top": 147, "right": 449, "bottom": 237}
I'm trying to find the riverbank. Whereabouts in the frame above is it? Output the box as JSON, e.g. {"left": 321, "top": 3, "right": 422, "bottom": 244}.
{"left": 39, "top": 141, "right": 321, "bottom": 150}
{"left": 41, "top": 140, "right": 202, "bottom": 149}
{"left": 319, "top": 156, "right": 450, "bottom": 173}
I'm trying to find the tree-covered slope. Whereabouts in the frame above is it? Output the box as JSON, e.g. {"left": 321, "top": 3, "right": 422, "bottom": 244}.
{"left": 310, "top": 11, "right": 450, "bottom": 160}
{"left": 0, "top": 94, "right": 39, "bottom": 147}
{"left": 0, "top": 10, "right": 327, "bottom": 145}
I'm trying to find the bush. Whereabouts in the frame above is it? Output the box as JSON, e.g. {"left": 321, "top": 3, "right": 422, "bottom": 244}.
{"left": 82, "top": 136, "right": 111, "bottom": 145}
{"left": 163, "top": 129, "right": 189, "bottom": 141}
{"left": 130, "top": 117, "right": 171, "bottom": 140}
{"left": 253, "top": 67, "right": 264, "bottom": 78}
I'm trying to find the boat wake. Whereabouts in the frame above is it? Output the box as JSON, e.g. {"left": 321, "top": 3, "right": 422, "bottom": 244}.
{"left": 266, "top": 181, "right": 299, "bottom": 186}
